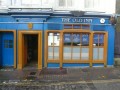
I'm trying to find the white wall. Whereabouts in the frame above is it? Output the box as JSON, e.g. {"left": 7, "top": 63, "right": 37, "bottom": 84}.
{"left": 0, "top": 0, "right": 116, "bottom": 14}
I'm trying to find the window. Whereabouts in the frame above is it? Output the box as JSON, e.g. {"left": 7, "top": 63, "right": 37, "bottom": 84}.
{"left": 63, "top": 33, "right": 89, "bottom": 60}
{"left": 93, "top": 34, "right": 104, "bottom": 60}
{"left": 0, "top": 0, "right": 12, "bottom": 6}
{"left": 22, "top": 0, "right": 41, "bottom": 5}
{"left": 4, "top": 40, "right": 13, "bottom": 48}
{"left": 58, "top": 0, "right": 73, "bottom": 7}
{"left": 85, "top": 0, "right": 100, "bottom": 8}
{"left": 48, "top": 32, "right": 60, "bottom": 60}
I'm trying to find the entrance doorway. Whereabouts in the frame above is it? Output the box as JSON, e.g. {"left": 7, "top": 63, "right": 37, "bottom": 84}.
{"left": 18, "top": 31, "right": 42, "bottom": 69}
{"left": 24, "top": 34, "right": 38, "bottom": 69}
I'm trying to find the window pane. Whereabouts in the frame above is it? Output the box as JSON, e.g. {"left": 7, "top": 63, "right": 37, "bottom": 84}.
{"left": 54, "top": 33, "right": 60, "bottom": 46}
{"left": 64, "top": 34, "right": 72, "bottom": 46}
{"left": 22, "top": 0, "right": 41, "bottom": 5}
{"left": 93, "top": 34, "right": 99, "bottom": 46}
{"left": 54, "top": 47, "right": 59, "bottom": 59}
{"left": 48, "top": 47, "right": 53, "bottom": 59}
{"left": 85, "top": 0, "right": 94, "bottom": 8}
{"left": 48, "top": 33, "right": 54, "bottom": 46}
{"left": 93, "top": 48, "right": 98, "bottom": 60}
{"left": 4, "top": 40, "right": 9, "bottom": 44}
{"left": 81, "top": 48, "right": 89, "bottom": 60}
{"left": 9, "top": 40, "right": 13, "bottom": 44}
{"left": 99, "top": 48, "right": 104, "bottom": 60}
{"left": 72, "top": 34, "right": 80, "bottom": 46}
{"left": 9, "top": 44, "right": 13, "bottom": 48}
{"left": 63, "top": 47, "right": 71, "bottom": 60}
{"left": 82, "top": 34, "right": 89, "bottom": 46}
{"left": 99, "top": 34, "right": 104, "bottom": 46}
{"left": 72, "top": 47, "right": 80, "bottom": 60}
{"left": 67, "top": 0, "right": 72, "bottom": 7}
{"left": 59, "top": 0, "right": 65, "bottom": 6}
{"left": 4, "top": 44, "right": 9, "bottom": 48}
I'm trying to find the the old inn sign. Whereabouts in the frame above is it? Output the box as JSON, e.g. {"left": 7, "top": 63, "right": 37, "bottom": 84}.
{"left": 62, "top": 18, "right": 93, "bottom": 23}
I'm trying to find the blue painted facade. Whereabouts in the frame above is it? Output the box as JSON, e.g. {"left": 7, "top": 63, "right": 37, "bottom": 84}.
{"left": 0, "top": 11, "right": 115, "bottom": 68}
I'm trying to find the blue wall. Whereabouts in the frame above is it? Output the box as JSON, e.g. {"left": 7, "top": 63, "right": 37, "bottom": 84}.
{"left": 0, "top": 15, "right": 115, "bottom": 67}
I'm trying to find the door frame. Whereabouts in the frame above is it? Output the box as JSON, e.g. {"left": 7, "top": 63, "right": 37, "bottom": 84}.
{"left": 0, "top": 30, "right": 16, "bottom": 68}
{"left": 18, "top": 30, "right": 42, "bottom": 69}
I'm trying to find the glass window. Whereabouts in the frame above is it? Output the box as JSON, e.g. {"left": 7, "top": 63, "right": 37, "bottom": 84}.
{"left": 48, "top": 32, "right": 60, "bottom": 60}
{"left": 9, "top": 44, "right": 13, "bottom": 48}
{"left": 93, "top": 34, "right": 99, "bottom": 46}
{"left": 4, "top": 40, "right": 9, "bottom": 44}
{"left": 93, "top": 33, "right": 104, "bottom": 60}
{"left": 85, "top": 0, "right": 100, "bottom": 8}
{"left": 81, "top": 48, "right": 89, "bottom": 60}
{"left": 67, "top": 0, "right": 72, "bottom": 7}
{"left": 59, "top": 0, "right": 65, "bottom": 6}
{"left": 64, "top": 33, "right": 72, "bottom": 46}
{"left": 73, "top": 34, "right": 80, "bottom": 46}
{"left": 4, "top": 44, "right": 9, "bottom": 48}
{"left": 82, "top": 34, "right": 89, "bottom": 46}
{"left": 58, "top": 0, "right": 73, "bottom": 7}
{"left": 63, "top": 47, "right": 71, "bottom": 60}
{"left": 22, "top": 0, "right": 41, "bottom": 5}
{"left": 99, "top": 34, "right": 104, "bottom": 46}
{"left": 48, "top": 47, "right": 53, "bottom": 59}
{"left": 72, "top": 47, "right": 80, "bottom": 60}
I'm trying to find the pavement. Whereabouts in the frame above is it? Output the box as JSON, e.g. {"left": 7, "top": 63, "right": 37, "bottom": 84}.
{"left": 0, "top": 67, "right": 120, "bottom": 90}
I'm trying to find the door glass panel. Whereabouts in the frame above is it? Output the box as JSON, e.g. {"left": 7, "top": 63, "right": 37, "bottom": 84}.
{"left": 81, "top": 48, "right": 89, "bottom": 60}
{"left": 63, "top": 47, "right": 71, "bottom": 60}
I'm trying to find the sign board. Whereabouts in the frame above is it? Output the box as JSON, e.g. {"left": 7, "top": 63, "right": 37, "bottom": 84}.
{"left": 62, "top": 18, "right": 93, "bottom": 23}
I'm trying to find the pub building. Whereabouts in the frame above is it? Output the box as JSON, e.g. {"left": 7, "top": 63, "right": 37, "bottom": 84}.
{"left": 0, "top": 8, "right": 115, "bottom": 69}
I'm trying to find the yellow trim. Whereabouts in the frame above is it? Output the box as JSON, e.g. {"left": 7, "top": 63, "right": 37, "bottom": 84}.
{"left": 18, "top": 30, "right": 42, "bottom": 69}
{"left": 0, "top": 30, "right": 16, "bottom": 68}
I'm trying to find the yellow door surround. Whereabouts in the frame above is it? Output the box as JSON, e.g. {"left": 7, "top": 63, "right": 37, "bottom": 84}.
{"left": 18, "top": 30, "right": 42, "bottom": 69}
{"left": 0, "top": 30, "right": 16, "bottom": 68}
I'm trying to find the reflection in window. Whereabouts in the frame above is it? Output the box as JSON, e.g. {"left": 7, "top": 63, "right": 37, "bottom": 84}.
{"left": 63, "top": 33, "right": 89, "bottom": 60}
{"left": 73, "top": 34, "right": 80, "bottom": 46}
{"left": 99, "top": 34, "right": 104, "bottom": 46}
{"left": 64, "top": 34, "right": 72, "bottom": 46}
{"left": 93, "top": 34, "right": 104, "bottom": 46}
{"left": 82, "top": 34, "right": 89, "bottom": 46}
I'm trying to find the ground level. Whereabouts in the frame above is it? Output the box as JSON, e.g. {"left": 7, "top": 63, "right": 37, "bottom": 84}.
{"left": 0, "top": 67, "right": 120, "bottom": 89}
{"left": 1, "top": 80, "right": 120, "bottom": 90}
